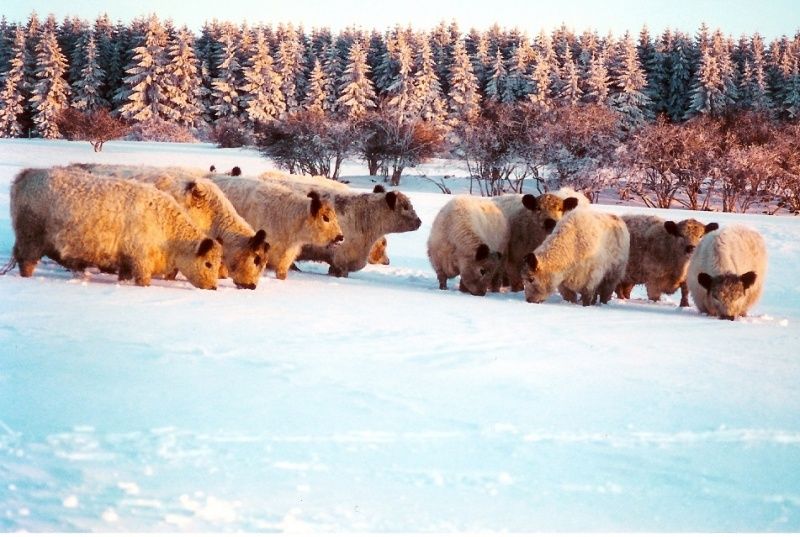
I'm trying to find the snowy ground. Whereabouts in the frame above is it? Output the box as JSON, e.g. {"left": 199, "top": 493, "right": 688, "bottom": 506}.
{"left": 1, "top": 139, "right": 799, "bottom": 531}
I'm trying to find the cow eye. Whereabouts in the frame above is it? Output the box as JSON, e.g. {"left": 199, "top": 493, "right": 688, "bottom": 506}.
{"left": 205, "top": 262, "right": 212, "bottom": 268}
{"left": 254, "top": 255, "right": 261, "bottom": 266}
{"left": 323, "top": 215, "right": 330, "bottom": 222}
{"left": 479, "top": 268, "right": 486, "bottom": 276}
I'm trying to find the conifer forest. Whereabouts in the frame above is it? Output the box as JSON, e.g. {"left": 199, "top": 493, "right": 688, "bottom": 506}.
{"left": 0, "top": 12, "right": 798, "bottom": 212}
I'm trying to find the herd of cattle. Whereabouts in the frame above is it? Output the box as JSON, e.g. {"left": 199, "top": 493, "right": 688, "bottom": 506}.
{"left": 5, "top": 164, "right": 767, "bottom": 320}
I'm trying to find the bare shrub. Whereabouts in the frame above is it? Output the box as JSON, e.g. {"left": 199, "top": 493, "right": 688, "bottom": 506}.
{"left": 771, "top": 122, "right": 800, "bottom": 213}
{"left": 126, "top": 117, "right": 198, "bottom": 143}
{"left": 358, "top": 108, "right": 445, "bottom": 186}
{"left": 624, "top": 116, "right": 714, "bottom": 209}
{"left": 209, "top": 117, "right": 252, "bottom": 148}
{"left": 458, "top": 103, "right": 530, "bottom": 196}
{"left": 57, "top": 107, "right": 129, "bottom": 152}
{"left": 538, "top": 104, "right": 621, "bottom": 201}
{"left": 255, "top": 111, "right": 357, "bottom": 179}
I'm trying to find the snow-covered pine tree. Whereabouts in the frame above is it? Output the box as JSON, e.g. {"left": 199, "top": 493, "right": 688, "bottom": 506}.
{"left": 502, "top": 40, "right": 532, "bottom": 103}
{"left": 583, "top": 51, "right": 610, "bottom": 104}
{"left": 609, "top": 33, "right": 651, "bottom": 130}
{"left": 529, "top": 49, "right": 554, "bottom": 109}
{"left": 695, "top": 22, "right": 711, "bottom": 57}
{"left": 541, "top": 30, "right": 563, "bottom": 94}
{"left": 411, "top": 33, "right": 447, "bottom": 125}
{"left": 484, "top": 23, "right": 503, "bottom": 60}
{"left": 237, "top": 23, "right": 254, "bottom": 68}
{"left": 0, "top": 26, "right": 27, "bottom": 137}
{"left": 196, "top": 21, "right": 221, "bottom": 86}
{"left": 104, "top": 21, "right": 128, "bottom": 106}
{"left": 383, "top": 29, "right": 415, "bottom": 117}
{"left": 22, "top": 12, "right": 42, "bottom": 132}
{"left": 210, "top": 27, "right": 243, "bottom": 120}
{"left": 365, "top": 29, "right": 387, "bottom": 87}
{"left": 163, "top": 27, "right": 204, "bottom": 126}
{"left": 310, "top": 27, "right": 333, "bottom": 58}
{"left": 303, "top": 58, "right": 327, "bottom": 115}
{"left": 712, "top": 30, "right": 739, "bottom": 108}
{"left": 484, "top": 48, "right": 507, "bottom": 103}
{"left": 738, "top": 33, "right": 772, "bottom": 113}
{"left": 643, "top": 31, "right": 669, "bottom": 116}
{"left": 241, "top": 29, "right": 285, "bottom": 123}
{"left": 276, "top": 25, "right": 306, "bottom": 114}
{"left": 198, "top": 58, "right": 213, "bottom": 123}
{"left": 685, "top": 44, "right": 728, "bottom": 118}
{"left": 783, "top": 56, "right": 800, "bottom": 119}
{"left": 71, "top": 32, "right": 108, "bottom": 111}
{"left": 558, "top": 48, "right": 582, "bottom": 105}
{"left": 552, "top": 23, "right": 574, "bottom": 69}
{"left": 373, "top": 29, "right": 397, "bottom": 94}
{"left": 530, "top": 30, "right": 560, "bottom": 108}
{"left": 577, "top": 29, "right": 600, "bottom": 80}
{"left": 336, "top": 39, "right": 377, "bottom": 121}
{"left": 321, "top": 42, "right": 341, "bottom": 114}
{"left": 29, "top": 25, "right": 70, "bottom": 138}
{"left": 637, "top": 26, "right": 654, "bottom": 75}
{"left": 0, "top": 16, "right": 11, "bottom": 74}
{"left": 447, "top": 37, "right": 481, "bottom": 125}
{"left": 116, "top": 16, "right": 171, "bottom": 122}
{"left": 470, "top": 32, "right": 491, "bottom": 93}
{"left": 62, "top": 17, "right": 89, "bottom": 87}
{"left": 92, "top": 14, "right": 115, "bottom": 101}
{"left": 769, "top": 37, "right": 797, "bottom": 113}
{"left": 667, "top": 32, "right": 692, "bottom": 121}
{"left": 430, "top": 21, "right": 454, "bottom": 96}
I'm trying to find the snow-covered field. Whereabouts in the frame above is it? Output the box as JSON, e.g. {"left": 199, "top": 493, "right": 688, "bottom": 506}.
{"left": 1, "top": 139, "right": 799, "bottom": 532}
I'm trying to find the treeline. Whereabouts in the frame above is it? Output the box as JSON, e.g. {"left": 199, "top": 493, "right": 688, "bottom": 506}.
{"left": 0, "top": 12, "right": 798, "bottom": 212}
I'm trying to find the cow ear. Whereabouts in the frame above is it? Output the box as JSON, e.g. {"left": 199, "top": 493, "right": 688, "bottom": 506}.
{"left": 308, "top": 191, "right": 322, "bottom": 217}
{"left": 523, "top": 252, "right": 538, "bottom": 271}
{"left": 697, "top": 272, "right": 713, "bottom": 290}
{"left": 522, "top": 194, "right": 538, "bottom": 211}
{"left": 197, "top": 238, "right": 216, "bottom": 257}
{"left": 664, "top": 221, "right": 680, "bottom": 236}
{"left": 740, "top": 271, "right": 757, "bottom": 290}
{"left": 250, "top": 229, "right": 267, "bottom": 251}
{"left": 475, "top": 243, "right": 490, "bottom": 261}
{"left": 562, "top": 197, "right": 579, "bottom": 212}
{"left": 705, "top": 222, "right": 719, "bottom": 233}
{"left": 386, "top": 191, "right": 397, "bottom": 210}
{"left": 373, "top": 184, "right": 386, "bottom": 193}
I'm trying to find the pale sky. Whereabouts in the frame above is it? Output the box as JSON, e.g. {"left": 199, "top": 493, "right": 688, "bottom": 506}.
{"left": 3, "top": 0, "right": 798, "bottom": 40}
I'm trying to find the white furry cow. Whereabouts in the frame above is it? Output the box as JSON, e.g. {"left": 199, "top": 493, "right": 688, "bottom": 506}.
{"left": 10, "top": 167, "right": 222, "bottom": 289}
{"left": 522, "top": 208, "right": 630, "bottom": 306}
{"left": 211, "top": 176, "right": 343, "bottom": 280}
{"left": 687, "top": 224, "right": 767, "bottom": 320}
{"left": 493, "top": 192, "right": 580, "bottom": 292}
{"left": 297, "top": 184, "right": 421, "bottom": 277}
{"left": 617, "top": 214, "right": 718, "bottom": 307}
{"left": 427, "top": 195, "right": 509, "bottom": 296}
{"left": 70, "top": 163, "right": 270, "bottom": 289}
